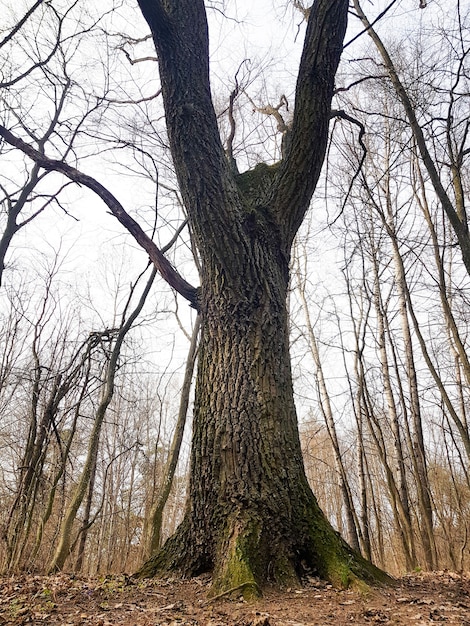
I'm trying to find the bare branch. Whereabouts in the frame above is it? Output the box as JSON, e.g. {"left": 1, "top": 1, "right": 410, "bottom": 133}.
{"left": 246, "top": 93, "right": 290, "bottom": 134}
{"left": 102, "top": 90, "right": 162, "bottom": 105}
{"left": 118, "top": 45, "right": 157, "bottom": 66}
{"left": 0, "top": 0, "right": 45, "bottom": 49}
{"left": 0, "top": 125, "right": 199, "bottom": 307}
{"left": 329, "top": 109, "right": 367, "bottom": 224}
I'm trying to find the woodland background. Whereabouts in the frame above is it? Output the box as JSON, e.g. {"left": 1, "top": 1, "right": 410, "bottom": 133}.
{"left": 1, "top": 0, "right": 469, "bottom": 578}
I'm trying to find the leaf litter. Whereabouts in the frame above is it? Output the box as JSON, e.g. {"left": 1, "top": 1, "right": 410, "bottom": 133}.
{"left": 0, "top": 571, "right": 468, "bottom": 625}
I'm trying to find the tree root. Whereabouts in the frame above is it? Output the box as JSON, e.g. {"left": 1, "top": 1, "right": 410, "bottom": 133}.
{"left": 203, "top": 581, "right": 261, "bottom": 604}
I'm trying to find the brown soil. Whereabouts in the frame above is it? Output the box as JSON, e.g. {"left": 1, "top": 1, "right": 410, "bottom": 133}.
{"left": 0, "top": 571, "right": 468, "bottom": 625}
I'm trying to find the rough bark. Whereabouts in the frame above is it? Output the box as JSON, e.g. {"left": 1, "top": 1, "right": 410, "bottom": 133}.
{"left": 138, "top": 229, "right": 388, "bottom": 592}
{"left": 134, "top": 1, "right": 392, "bottom": 593}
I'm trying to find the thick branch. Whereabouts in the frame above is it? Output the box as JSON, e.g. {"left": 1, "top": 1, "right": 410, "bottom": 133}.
{"left": 135, "top": 0, "right": 243, "bottom": 262}
{"left": 273, "top": 0, "right": 349, "bottom": 245}
{"left": 0, "top": 125, "right": 198, "bottom": 307}
{"left": 0, "top": 0, "right": 44, "bottom": 48}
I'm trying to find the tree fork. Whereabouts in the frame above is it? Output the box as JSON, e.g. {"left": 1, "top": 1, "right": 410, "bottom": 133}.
{"left": 132, "top": 0, "right": 392, "bottom": 596}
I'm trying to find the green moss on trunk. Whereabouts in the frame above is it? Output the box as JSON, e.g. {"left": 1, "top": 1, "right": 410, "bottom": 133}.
{"left": 209, "top": 513, "right": 299, "bottom": 599}
{"left": 136, "top": 497, "right": 392, "bottom": 596}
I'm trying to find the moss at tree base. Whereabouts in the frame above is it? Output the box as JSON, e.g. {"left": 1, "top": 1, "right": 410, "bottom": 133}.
{"left": 305, "top": 503, "right": 393, "bottom": 591}
{"left": 134, "top": 503, "right": 393, "bottom": 598}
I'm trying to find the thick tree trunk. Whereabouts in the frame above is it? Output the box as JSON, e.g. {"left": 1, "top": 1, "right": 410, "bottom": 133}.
{"left": 138, "top": 210, "right": 388, "bottom": 594}
{"left": 0, "top": 0, "right": 391, "bottom": 590}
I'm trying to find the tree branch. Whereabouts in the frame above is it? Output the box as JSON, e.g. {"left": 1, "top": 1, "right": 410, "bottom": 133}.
{"left": 0, "top": 0, "right": 44, "bottom": 49}
{"left": 329, "top": 109, "right": 367, "bottom": 223}
{"left": 135, "top": 0, "right": 242, "bottom": 264}
{"left": 0, "top": 125, "right": 199, "bottom": 307}
{"left": 273, "top": 0, "right": 349, "bottom": 245}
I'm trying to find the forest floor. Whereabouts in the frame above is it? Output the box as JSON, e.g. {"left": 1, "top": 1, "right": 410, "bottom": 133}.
{"left": 0, "top": 570, "right": 469, "bottom": 626}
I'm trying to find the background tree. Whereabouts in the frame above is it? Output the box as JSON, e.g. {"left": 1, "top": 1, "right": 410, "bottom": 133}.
{"left": 48, "top": 264, "right": 157, "bottom": 572}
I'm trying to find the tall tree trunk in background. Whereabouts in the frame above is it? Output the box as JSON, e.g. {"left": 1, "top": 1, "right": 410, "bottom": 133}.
{"left": 349, "top": 280, "right": 416, "bottom": 568}
{"left": 31, "top": 384, "right": 86, "bottom": 566}
{"left": 369, "top": 249, "right": 418, "bottom": 571}
{"left": 73, "top": 456, "right": 97, "bottom": 574}
{"left": 364, "top": 151, "right": 437, "bottom": 569}
{"left": 49, "top": 267, "right": 157, "bottom": 572}
{"left": 143, "top": 315, "right": 200, "bottom": 560}
{"left": 352, "top": 0, "right": 470, "bottom": 278}
{"left": 135, "top": 0, "right": 389, "bottom": 594}
{"left": 411, "top": 153, "right": 470, "bottom": 458}
{"left": 388, "top": 224, "right": 436, "bottom": 570}
{"left": 2, "top": 311, "right": 97, "bottom": 573}
{"left": 294, "top": 252, "right": 360, "bottom": 554}
{"left": 339, "top": 271, "right": 374, "bottom": 562}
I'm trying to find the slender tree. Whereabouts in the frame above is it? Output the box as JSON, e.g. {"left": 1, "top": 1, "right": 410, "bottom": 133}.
{"left": 293, "top": 247, "right": 361, "bottom": 554}
{"left": 143, "top": 314, "right": 200, "bottom": 560}
{"left": 352, "top": 0, "right": 470, "bottom": 277}
{"left": 49, "top": 265, "right": 157, "bottom": 572}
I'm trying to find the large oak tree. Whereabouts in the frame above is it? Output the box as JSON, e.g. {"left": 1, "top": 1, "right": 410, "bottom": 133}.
{"left": 133, "top": 0, "right": 386, "bottom": 595}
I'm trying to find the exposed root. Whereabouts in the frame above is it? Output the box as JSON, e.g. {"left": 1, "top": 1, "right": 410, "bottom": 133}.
{"left": 135, "top": 505, "right": 393, "bottom": 595}
{"left": 204, "top": 581, "right": 261, "bottom": 604}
